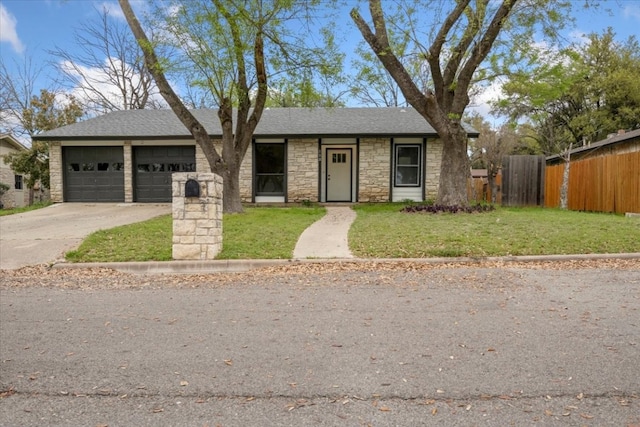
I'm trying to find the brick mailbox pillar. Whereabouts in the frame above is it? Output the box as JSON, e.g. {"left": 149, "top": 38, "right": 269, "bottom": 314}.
{"left": 172, "top": 172, "right": 223, "bottom": 260}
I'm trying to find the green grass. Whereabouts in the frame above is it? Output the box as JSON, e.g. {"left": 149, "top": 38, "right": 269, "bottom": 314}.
{"left": 350, "top": 204, "right": 640, "bottom": 257}
{"left": 0, "top": 201, "right": 52, "bottom": 216}
{"left": 218, "top": 206, "right": 325, "bottom": 259}
{"left": 65, "top": 206, "right": 325, "bottom": 263}
{"left": 66, "top": 215, "right": 174, "bottom": 262}
{"left": 64, "top": 204, "right": 640, "bottom": 263}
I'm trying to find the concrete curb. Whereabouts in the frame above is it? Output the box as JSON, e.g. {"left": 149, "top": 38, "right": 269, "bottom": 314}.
{"left": 51, "top": 252, "right": 640, "bottom": 275}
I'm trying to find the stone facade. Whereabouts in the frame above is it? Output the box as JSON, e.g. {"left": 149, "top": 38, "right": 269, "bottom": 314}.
{"left": 358, "top": 138, "right": 391, "bottom": 202}
{"left": 287, "top": 139, "right": 319, "bottom": 202}
{"left": 47, "top": 136, "right": 448, "bottom": 205}
{"left": 48, "top": 142, "right": 63, "bottom": 203}
{"left": 425, "top": 138, "right": 443, "bottom": 199}
{"left": 123, "top": 142, "right": 133, "bottom": 203}
{"left": 172, "top": 172, "right": 223, "bottom": 260}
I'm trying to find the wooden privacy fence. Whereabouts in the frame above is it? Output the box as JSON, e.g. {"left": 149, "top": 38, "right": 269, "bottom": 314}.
{"left": 545, "top": 150, "right": 640, "bottom": 214}
{"left": 467, "top": 174, "right": 502, "bottom": 203}
{"left": 501, "top": 155, "right": 545, "bottom": 206}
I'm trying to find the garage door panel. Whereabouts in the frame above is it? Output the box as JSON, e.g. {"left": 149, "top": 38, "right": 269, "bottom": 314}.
{"left": 134, "top": 146, "right": 195, "bottom": 202}
{"left": 63, "top": 147, "right": 124, "bottom": 202}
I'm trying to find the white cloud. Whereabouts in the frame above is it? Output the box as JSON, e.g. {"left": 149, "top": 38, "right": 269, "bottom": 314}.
{"left": 60, "top": 57, "right": 165, "bottom": 113}
{"left": 624, "top": 4, "right": 640, "bottom": 21}
{"left": 96, "top": 1, "right": 125, "bottom": 20}
{"left": 468, "top": 78, "right": 505, "bottom": 120}
{"left": 0, "top": 4, "right": 25, "bottom": 54}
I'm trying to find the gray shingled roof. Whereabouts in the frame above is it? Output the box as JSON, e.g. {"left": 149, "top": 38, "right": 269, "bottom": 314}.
{"left": 36, "top": 107, "right": 477, "bottom": 140}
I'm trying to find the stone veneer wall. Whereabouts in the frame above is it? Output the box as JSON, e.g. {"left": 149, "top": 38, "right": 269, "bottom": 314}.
{"left": 425, "top": 138, "right": 443, "bottom": 199}
{"left": 287, "top": 139, "right": 318, "bottom": 202}
{"left": 195, "top": 142, "right": 253, "bottom": 203}
{"left": 358, "top": 138, "right": 391, "bottom": 202}
{"left": 172, "top": 172, "right": 223, "bottom": 260}
{"left": 49, "top": 142, "right": 63, "bottom": 203}
{"left": 123, "top": 142, "right": 133, "bottom": 202}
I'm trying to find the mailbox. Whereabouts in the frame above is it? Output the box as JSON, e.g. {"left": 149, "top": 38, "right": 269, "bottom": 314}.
{"left": 185, "top": 179, "right": 200, "bottom": 198}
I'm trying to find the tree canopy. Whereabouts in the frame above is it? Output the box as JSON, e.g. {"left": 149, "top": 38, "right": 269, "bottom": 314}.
{"left": 120, "top": 0, "right": 343, "bottom": 212}
{"left": 495, "top": 28, "right": 640, "bottom": 155}
{"left": 351, "top": 0, "right": 573, "bottom": 205}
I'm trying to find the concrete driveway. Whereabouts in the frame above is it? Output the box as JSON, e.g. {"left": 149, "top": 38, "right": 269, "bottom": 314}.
{"left": 0, "top": 203, "right": 171, "bottom": 270}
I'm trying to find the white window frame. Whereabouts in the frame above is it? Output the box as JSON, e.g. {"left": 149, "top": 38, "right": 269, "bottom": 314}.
{"left": 394, "top": 144, "right": 421, "bottom": 187}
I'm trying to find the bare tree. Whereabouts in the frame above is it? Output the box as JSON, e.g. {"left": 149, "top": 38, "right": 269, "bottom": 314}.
{"left": 49, "top": 5, "right": 163, "bottom": 114}
{"left": 0, "top": 54, "right": 49, "bottom": 139}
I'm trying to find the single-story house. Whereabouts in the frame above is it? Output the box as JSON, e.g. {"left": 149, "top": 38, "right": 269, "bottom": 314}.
{"left": 0, "top": 134, "right": 28, "bottom": 208}
{"left": 36, "top": 107, "right": 478, "bottom": 204}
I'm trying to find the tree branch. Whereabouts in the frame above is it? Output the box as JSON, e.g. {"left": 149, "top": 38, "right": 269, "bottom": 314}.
{"left": 118, "top": 0, "right": 222, "bottom": 167}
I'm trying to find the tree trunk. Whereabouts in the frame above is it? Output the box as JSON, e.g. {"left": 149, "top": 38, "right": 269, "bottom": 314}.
{"left": 559, "top": 160, "right": 570, "bottom": 210}
{"left": 559, "top": 143, "right": 572, "bottom": 210}
{"left": 489, "top": 173, "right": 498, "bottom": 204}
{"left": 437, "top": 127, "right": 470, "bottom": 206}
{"left": 220, "top": 164, "right": 243, "bottom": 214}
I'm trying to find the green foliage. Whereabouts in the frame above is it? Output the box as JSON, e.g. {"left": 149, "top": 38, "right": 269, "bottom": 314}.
{"left": 2, "top": 141, "right": 49, "bottom": 189}
{"left": 0, "top": 182, "right": 9, "bottom": 197}
{"left": 22, "top": 89, "right": 83, "bottom": 136}
{"left": 496, "top": 28, "right": 640, "bottom": 154}
{"left": 3, "top": 89, "right": 83, "bottom": 189}
{"left": 158, "top": 0, "right": 344, "bottom": 109}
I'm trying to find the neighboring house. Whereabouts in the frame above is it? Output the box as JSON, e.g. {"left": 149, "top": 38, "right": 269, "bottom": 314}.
{"left": 0, "top": 134, "right": 28, "bottom": 209}
{"left": 36, "top": 108, "right": 478, "bottom": 204}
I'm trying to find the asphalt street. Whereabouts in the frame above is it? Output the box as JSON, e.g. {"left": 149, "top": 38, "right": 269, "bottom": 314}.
{"left": 1, "top": 262, "right": 639, "bottom": 426}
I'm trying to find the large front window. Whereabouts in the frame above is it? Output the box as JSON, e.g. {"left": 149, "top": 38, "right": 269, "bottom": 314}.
{"left": 395, "top": 145, "right": 421, "bottom": 186}
{"left": 255, "top": 143, "right": 285, "bottom": 196}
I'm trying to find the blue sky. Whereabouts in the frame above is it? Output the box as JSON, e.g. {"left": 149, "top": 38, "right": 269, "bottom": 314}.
{"left": 2, "top": 0, "right": 640, "bottom": 115}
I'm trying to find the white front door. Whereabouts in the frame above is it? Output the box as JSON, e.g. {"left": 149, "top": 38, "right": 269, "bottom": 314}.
{"left": 326, "top": 148, "right": 352, "bottom": 201}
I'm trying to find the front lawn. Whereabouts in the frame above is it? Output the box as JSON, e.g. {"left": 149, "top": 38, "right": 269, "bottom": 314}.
{"left": 350, "top": 204, "right": 640, "bottom": 257}
{"left": 65, "top": 206, "right": 325, "bottom": 262}
{"left": 64, "top": 204, "right": 640, "bottom": 263}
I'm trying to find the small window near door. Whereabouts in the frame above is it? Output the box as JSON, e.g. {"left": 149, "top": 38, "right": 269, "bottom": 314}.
{"left": 395, "top": 145, "right": 421, "bottom": 187}
{"left": 332, "top": 153, "right": 347, "bottom": 163}
{"left": 255, "top": 143, "right": 285, "bottom": 196}
{"left": 14, "top": 175, "right": 23, "bottom": 190}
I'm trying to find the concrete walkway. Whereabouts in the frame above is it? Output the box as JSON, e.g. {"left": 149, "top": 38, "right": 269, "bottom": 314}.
{"left": 293, "top": 206, "right": 356, "bottom": 259}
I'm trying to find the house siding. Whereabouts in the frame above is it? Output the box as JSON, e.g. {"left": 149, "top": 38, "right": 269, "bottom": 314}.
{"left": 358, "top": 137, "right": 391, "bottom": 202}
